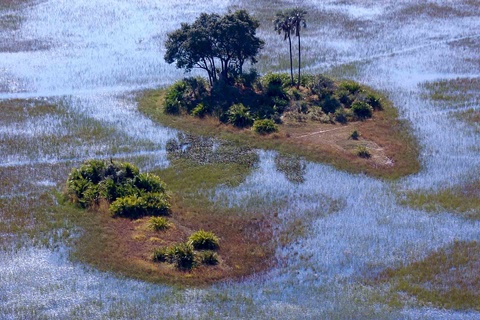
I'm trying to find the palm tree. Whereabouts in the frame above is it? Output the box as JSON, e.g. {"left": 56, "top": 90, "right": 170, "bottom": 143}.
{"left": 289, "top": 8, "right": 307, "bottom": 88}
{"left": 274, "top": 11, "right": 294, "bottom": 86}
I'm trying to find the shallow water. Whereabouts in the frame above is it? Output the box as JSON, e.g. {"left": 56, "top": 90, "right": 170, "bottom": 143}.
{"left": 0, "top": 0, "right": 479, "bottom": 318}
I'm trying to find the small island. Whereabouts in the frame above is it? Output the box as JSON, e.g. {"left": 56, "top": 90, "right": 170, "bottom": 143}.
{"left": 141, "top": 9, "right": 419, "bottom": 180}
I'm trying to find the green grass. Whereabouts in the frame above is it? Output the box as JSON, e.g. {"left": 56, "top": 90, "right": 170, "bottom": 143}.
{"left": 376, "top": 240, "right": 480, "bottom": 311}
{"left": 401, "top": 180, "right": 480, "bottom": 219}
{"left": 421, "top": 78, "right": 480, "bottom": 104}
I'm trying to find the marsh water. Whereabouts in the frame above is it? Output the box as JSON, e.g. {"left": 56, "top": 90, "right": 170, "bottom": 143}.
{"left": 1, "top": 0, "right": 479, "bottom": 318}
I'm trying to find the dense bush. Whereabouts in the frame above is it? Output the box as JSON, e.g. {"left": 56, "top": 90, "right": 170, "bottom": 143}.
{"left": 66, "top": 160, "right": 170, "bottom": 219}
{"left": 161, "top": 72, "right": 384, "bottom": 129}
{"left": 200, "top": 251, "right": 219, "bottom": 265}
{"left": 167, "top": 242, "right": 196, "bottom": 270}
{"left": 339, "top": 80, "right": 362, "bottom": 95}
{"left": 164, "top": 77, "right": 208, "bottom": 114}
{"left": 164, "top": 80, "right": 186, "bottom": 114}
{"left": 321, "top": 94, "right": 341, "bottom": 114}
{"left": 365, "top": 92, "right": 383, "bottom": 110}
{"left": 152, "top": 247, "right": 168, "bottom": 262}
{"left": 110, "top": 193, "right": 170, "bottom": 218}
{"left": 334, "top": 108, "right": 348, "bottom": 124}
{"left": 228, "top": 103, "right": 254, "bottom": 128}
{"left": 188, "top": 230, "right": 219, "bottom": 250}
{"left": 351, "top": 101, "right": 373, "bottom": 119}
{"left": 253, "top": 119, "right": 278, "bottom": 134}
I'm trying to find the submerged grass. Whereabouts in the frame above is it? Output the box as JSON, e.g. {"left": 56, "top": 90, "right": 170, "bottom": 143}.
{"left": 375, "top": 240, "right": 480, "bottom": 311}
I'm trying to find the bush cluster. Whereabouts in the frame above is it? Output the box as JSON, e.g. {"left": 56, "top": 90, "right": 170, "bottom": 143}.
{"left": 66, "top": 160, "right": 170, "bottom": 218}
{"left": 152, "top": 230, "right": 220, "bottom": 270}
{"left": 163, "top": 73, "right": 383, "bottom": 132}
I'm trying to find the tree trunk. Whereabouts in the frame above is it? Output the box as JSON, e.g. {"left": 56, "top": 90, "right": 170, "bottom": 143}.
{"left": 288, "top": 33, "right": 294, "bottom": 86}
{"left": 297, "top": 31, "right": 301, "bottom": 89}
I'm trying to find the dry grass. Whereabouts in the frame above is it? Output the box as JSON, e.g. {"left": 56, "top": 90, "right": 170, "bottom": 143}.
{"left": 374, "top": 241, "right": 480, "bottom": 311}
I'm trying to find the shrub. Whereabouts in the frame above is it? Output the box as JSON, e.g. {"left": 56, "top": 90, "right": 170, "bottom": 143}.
{"left": 351, "top": 101, "right": 373, "bottom": 119}
{"left": 311, "top": 74, "right": 335, "bottom": 93}
{"left": 350, "top": 129, "right": 360, "bottom": 140}
{"left": 133, "top": 173, "right": 166, "bottom": 194}
{"left": 334, "top": 108, "right": 348, "bottom": 124}
{"left": 152, "top": 247, "right": 169, "bottom": 262}
{"left": 321, "top": 94, "right": 341, "bottom": 114}
{"left": 356, "top": 146, "right": 371, "bottom": 158}
{"left": 164, "top": 80, "right": 186, "bottom": 114}
{"left": 228, "top": 103, "right": 254, "bottom": 128}
{"left": 188, "top": 230, "right": 219, "bottom": 250}
{"left": 110, "top": 193, "right": 170, "bottom": 218}
{"left": 167, "top": 242, "right": 196, "bottom": 270}
{"left": 262, "top": 73, "right": 290, "bottom": 89}
{"left": 253, "top": 119, "right": 278, "bottom": 134}
{"left": 236, "top": 69, "right": 259, "bottom": 88}
{"left": 191, "top": 103, "right": 208, "bottom": 118}
{"left": 365, "top": 92, "right": 383, "bottom": 110}
{"left": 200, "top": 251, "right": 219, "bottom": 265}
{"left": 148, "top": 216, "right": 171, "bottom": 231}
{"left": 336, "top": 89, "right": 353, "bottom": 107}
{"left": 339, "top": 80, "right": 362, "bottom": 94}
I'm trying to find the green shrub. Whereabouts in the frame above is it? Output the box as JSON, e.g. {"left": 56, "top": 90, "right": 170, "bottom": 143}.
{"left": 310, "top": 74, "right": 335, "bottom": 93}
{"left": 350, "top": 129, "right": 360, "bottom": 140}
{"left": 336, "top": 89, "right": 353, "bottom": 107}
{"left": 191, "top": 103, "right": 208, "bottom": 118}
{"left": 82, "top": 184, "right": 100, "bottom": 207}
{"left": 133, "top": 173, "right": 166, "bottom": 194}
{"left": 300, "top": 74, "right": 316, "bottom": 88}
{"left": 365, "top": 92, "right": 382, "bottom": 110}
{"left": 228, "top": 103, "right": 254, "bottom": 128}
{"left": 253, "top": 119, "right": 278, "bottom": 134}
{"left": 188, "top": 230, "right": 219, "bottom": 250}
{"left": 339, "top": 80, "right": 362, "bottom": 94}
{"left": 236, "top": 69, "right": 259, "bottom": 88}
{"left": 262, "top": 73, "right": 291, "bottom": 89}
{"left": 167, "top": 242, "right": 196, "bottom": 270}
{"left": 321, "top": 94, "right": 341, "bottom": 114}
{"left": 356, "top": 146, "right": 371, "bottom": 158}
{"left": 148, "top": 216, "right": 171, "bottom": 231}
{"left": 334, "top": 108, "right": 348, "bottom": 124}
{"left": 164, "top": 80, "right": 186, "bottom": 114}
{"left": 351, "top": 101, "right": 373, "bottom": 119}
{"left": 152, "top": 247, "right": 169, "bottom": 262}
{"left": 200, "top": 251, "right": 219, "bottom": 265}
{"left": 67, "top": 160, "right": 170, "bottom": 214}
{"left": 110, "top": 193, "right": 170, "bottom": 219}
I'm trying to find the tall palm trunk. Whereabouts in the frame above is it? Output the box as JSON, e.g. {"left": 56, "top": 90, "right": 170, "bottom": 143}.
{"left": 288, "top": 33, "right": 294, "bottom": 86}
{"left": 297, "top": 31, "right": 301, "bottom": 89}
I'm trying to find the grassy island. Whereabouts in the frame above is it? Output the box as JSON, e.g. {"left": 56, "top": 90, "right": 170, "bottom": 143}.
{"left": 140, "top": 73, "right": 420, "bottom": 179}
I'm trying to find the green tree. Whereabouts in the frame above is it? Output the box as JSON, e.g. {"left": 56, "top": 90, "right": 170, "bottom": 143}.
{"left": 164, "top": 14, "right": 220, "bottom": 86}
{"left": 274, "top": 11, "right": 294, "bottom": 86}
{"left": 289, "top": 8, "right": 307, "bottom": 88}
{"left": 164, "top": 10, "right": 264, "bottom": 85}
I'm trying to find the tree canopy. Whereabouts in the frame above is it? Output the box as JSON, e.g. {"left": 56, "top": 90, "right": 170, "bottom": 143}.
{"left": 164, "top": 10, "right": 264, "bottom": 86}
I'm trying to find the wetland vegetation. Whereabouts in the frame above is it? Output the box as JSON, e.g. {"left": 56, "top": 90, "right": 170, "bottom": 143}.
{"left": 0, "top": 0, "right": 479, "bottom": 318}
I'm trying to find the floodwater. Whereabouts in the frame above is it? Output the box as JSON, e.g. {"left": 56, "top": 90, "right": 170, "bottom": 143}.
{"left": 0, "top": 0, "right": 479, "bottom": 318}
